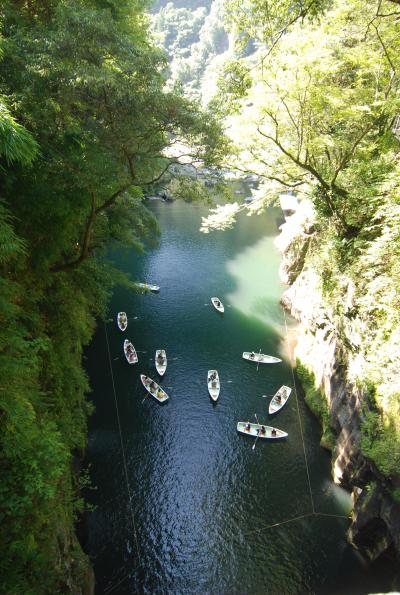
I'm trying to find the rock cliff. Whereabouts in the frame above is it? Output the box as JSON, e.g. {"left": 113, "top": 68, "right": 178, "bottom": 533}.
{"left": 276, "top": 199, "right": 400, "bottom": 562}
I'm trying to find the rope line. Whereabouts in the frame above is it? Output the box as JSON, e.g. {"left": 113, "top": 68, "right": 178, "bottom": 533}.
{"left": 244, "top": 510, "right": 350, "bottom": 538}
{"left": 103, "top": 321, "right": 141, "bottom": 566}
{"left": 244, "top": 513, "right": 314, "bottom": 536}
{"left": 282, "top": 306, "right": 315, "bottom": 513}
{"left": 103, "top": 564, "right": 143, "bottom": 595}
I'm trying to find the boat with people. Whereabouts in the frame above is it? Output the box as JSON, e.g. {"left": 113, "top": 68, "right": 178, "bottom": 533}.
{"left": 117, "top": 311, "right": 128, "bottom": 331}
{"left": 140, "top": 374, "right": 169, "bottom": 403}
{"left": 136, "top": 282, "right": 160, "bottom": 292}
{"left": 124, "top": 339, "right": 138, "bottom": 364}
{"left": 155, "top": 349, "right": 167, "bottom": 376}
{"left": 207, "top": 370, "right": 220, "bottom": 401}
{"left": 243, "top": 351, "right": 282, "bottom": 363}
{"left": 236, "top": 421, "right": 288, "bottom": 440}
{"left": 211, "top": 297, "right": 224, "bottom": 313}
{"left": 269, "top": 385, "right": 292, "bottom": 415}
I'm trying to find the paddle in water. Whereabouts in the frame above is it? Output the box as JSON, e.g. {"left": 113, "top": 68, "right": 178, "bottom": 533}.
{"left": 252, "top": 413, "right": 260, "bottom": 450}
{"left": 256, "top": 349, "right": 261, "bottom": 371}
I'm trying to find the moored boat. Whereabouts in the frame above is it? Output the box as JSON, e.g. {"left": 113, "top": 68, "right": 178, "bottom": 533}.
{"left": 211, "top": 297, "right": 224, "bottom": 313}
{"left": 236, "top": 421, "right": 288, "bottom": 439}
{"left": 242, "top": 351, "right": 282, "bottom": 364}
{"left": 136, "top": 282, "right": 160, "bottom": 292}
{"left": 155, "top": 349, "right": 167, "bottom": 376}
{"left": 207, "top": 370, "right": 220, "bottom": 401}
{"left": 269, "top": 385, "right": 292, "bottom": 415}
{"left": 124, "top": 339, "right": 138, "bottom": 364}
{"left": 117, "top": 311, "right": 128, "bottom": 331}
{"left": 140, "top": 374, "right": 169, "bottom": 403}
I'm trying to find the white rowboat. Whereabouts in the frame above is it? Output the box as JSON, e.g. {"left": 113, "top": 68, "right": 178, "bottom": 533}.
{"left": 269, "top": 385, "right": 292, "bottom": 415}
{"left": 237, "top": 421, "right": 288, "bottom": 440}
{"left": 155, "top": 349, "right": 167, "bottom": 376}
{"left": 140, "top": 375, "right": 169, "bottom": 403}
{"left": 243, "top": 351, "right": 282, "bottom": 364}
{"left": 137, "top": 282, "right": 160, "bottom": 292}
{"left": 207, "top": 370, "right": 220, "bottom": 401}
{"left": 211, "top": 297, "right": 224, "bottom": 313}
{"left": 117, "top": 312, "right": 128, "bottom": 331}
{"left": 124, "top": 340, "right": 138, "bottom": 364}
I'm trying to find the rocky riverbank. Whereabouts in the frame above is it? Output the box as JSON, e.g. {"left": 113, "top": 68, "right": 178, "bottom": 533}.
{"left": 276, "top": 199, "right": 400, "bottom": 563}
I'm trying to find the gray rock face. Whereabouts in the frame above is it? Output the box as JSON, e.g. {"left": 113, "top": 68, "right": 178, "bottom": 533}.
{"left": 276, "top": 199, "right": 400, "bottom": 562}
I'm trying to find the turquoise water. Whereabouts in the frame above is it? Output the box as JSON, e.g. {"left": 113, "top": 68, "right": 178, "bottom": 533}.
{"left": 84, "top": 201, "right": 398, "bottom": 594}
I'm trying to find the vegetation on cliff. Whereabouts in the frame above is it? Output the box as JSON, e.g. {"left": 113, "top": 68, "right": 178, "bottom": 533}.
{"left": 197, "top": 0, "right": 400, "bottom": 485}
{"left": 0, "top": 1, "right": 226, "bottom": 591}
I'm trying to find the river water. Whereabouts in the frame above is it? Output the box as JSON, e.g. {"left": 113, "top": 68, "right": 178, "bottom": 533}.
{"left": 84, "top": 201, "right": 398, "bottom": 594}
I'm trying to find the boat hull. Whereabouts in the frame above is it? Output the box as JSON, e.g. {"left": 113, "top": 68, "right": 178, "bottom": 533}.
{"left": 242, "top": 352, "right": 281, "bottom": 364}
{"left": 140, "top": 374, "right": 169, "bottom": 403}
{"left": 211, "top": 297, "right": 224, "bottom": 313}
{"left": 124, "top": 340, "right": 138, "bottom": 364}
{"left": 207, "top": 370, "right": 220, "bottom": 401}
{"left": 269, "top": 385, "right": 292, "bottom": 415}
{"left": 137, "top": 282, "right": 160, "bottom": 293}
{"left": 237, "top": 421, "right": 287, "bottom": 439}
{"left": 155, "top": 350, "right": 167, "bottom": 376}
{"left": 117, "top": 312, "right": 128, "bottom": 331}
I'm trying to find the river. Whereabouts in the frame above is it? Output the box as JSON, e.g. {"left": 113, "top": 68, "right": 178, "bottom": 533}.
{"left": 84, "top": 200, "right": 398, "bottom": 594}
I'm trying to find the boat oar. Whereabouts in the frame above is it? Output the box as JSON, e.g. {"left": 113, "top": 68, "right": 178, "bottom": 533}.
{"left": 256, "top": 349, "right": 261, "bottom": 371}
{"left": 252, "top": 413, "right": 260, "bottom": 449}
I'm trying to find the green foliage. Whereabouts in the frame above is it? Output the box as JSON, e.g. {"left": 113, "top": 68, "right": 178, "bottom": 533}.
{"left": 0, "top": 99, "right": 38, "bottom": 165}
{"left": 224, "top": 0, "right": 330, "bottom": 46}
{"left": 0, "top": 0, "right": 228, "bottom": 592}
{"left": 296, "top": 360, "right": 336, "bottom": 450}
{"left": 151, "top": 0, "right": 229, "bottom": 100}
{"left": 360, "top": 395, "right": 400, "bottom": 479}
{"left": 222, "top": 0, "right": 400, "bottom": 237}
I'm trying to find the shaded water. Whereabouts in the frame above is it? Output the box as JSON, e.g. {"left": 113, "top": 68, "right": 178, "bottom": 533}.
{"left": 85, "top": 202, "right": 398, "bottom": 594}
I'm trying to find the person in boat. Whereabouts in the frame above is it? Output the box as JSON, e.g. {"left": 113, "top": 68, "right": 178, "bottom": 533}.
{"left": 250, "top": 351, "right": 255, "bottom": 359}
{"left": 157, "top": 352, "right": 164, "bottom": 362}
{"left": 260, "top": 426, "right": 266, "bottom": 435}
{"left": 276, "top": 393, "right": 282, "bottom": 403}
{"left": 216, "top": 299, "right": 220, "bottom": 306}
{"left": 271, "top": 428, "right": 277, "bottom": 437}
{"left": 151, "top": 381, "right": 157, "bottom": 391}
{"left": 246, "top": 422, "right": 251, "bottom": 432}
{"left": 157, "top": 388, "right": 163, "bottom": 398}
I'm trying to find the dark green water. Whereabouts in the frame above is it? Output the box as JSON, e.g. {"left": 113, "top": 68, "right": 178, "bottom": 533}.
{"left": 84, "top": 201, "right": 398, "bottom": 594}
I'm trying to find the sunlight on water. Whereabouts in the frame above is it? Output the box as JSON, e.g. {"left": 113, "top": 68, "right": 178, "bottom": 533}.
{"left": 322, "top": 479, "right": 353, "bottom": 515}
{"left": 226, "top": 235, "right": 284, "bottom": 335}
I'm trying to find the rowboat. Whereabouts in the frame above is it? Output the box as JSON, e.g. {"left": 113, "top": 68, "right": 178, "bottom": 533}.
{"left": 140, "top": 374, "right": 169, "bottom": 403}
{"left": 211, "top": 297, "right": 224, "bottom": 313}
{"left": 237, "top": 421, "right": 288, "bottom": 439}
{"left": 136, "top": 282, "right": 160, "bottom": 293}
{"left": 124, "top": 339, "right": 138, "bottom": 364}
{"left": 242, "top": 351, "right": 282, "bottom": 364}
{"left": 207, "top": 370, "right": 220, "bottom": 401}
{"left": 155, "top": 349, "right": 167, "bottom": 376}
{"left": 117, "top": 312, "right": 128, "bottom": 331}
{"left": 269, "top": 385, "right": 292, "bottom": 415}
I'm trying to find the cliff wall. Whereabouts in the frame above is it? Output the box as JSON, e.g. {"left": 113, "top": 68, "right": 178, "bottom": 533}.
{"left": 276, "top": 200, "right": 400, "bottom": 562}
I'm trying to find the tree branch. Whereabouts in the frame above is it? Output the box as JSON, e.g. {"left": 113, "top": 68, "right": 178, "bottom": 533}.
{"left": 50, "top": 192, "right": 97, "bottom": 272}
